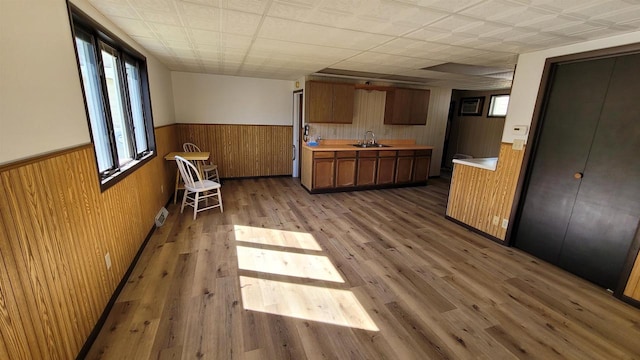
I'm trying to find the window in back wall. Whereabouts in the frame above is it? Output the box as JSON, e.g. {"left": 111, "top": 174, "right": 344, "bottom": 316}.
{"left": 69, "top": 4, "right": 156, "bottom": 190}
{"left": 487, "top": 94, "right": 510, "bottom": 117}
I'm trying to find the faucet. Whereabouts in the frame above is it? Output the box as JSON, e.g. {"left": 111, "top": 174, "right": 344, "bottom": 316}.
{"left": 363, "top": 130, "right": 376, "bottom": 145}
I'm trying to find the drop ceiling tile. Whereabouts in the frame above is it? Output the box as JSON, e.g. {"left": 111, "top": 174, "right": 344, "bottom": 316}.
{"left": 591, "top": 5, "right": 640, "bottom": 23}
{"left": 136, "top": 9, "right": 183, "bottom": 25}
{"left": 459, "top": 0, "right": 526, "bottom": 21}
{"left": 162, "top": 39, "right": 194, "bottom": 49}
{"left": 186, "top": 16, "right": 220, "bottom": 31}
{"left": 108, "top": 17, "right": 156, "bottom": 38}
{"left": 491, "top": 6, "right": 556, "bottom": 26}
{"left": 222, "top": 10, "right": 262, "bottom": 35}
{"left": 179, "top": 2, "right": 219, "bottom": 18}
{"left": 409, "top": 0, "right": 485, "bottom": 13}
{"left": 258, "top": 17, "right": 393, "bottom": 50}
{"left": 130, "top": 0, "right": 174, "bottom": 12}
{"left": 221, "top": 0, "right": 270, "bottom": 14}
{"left": 250, "top": 38, "right": 359, "bottom": 61}
{"left": 348, "top": 52, "right": 441, "bottom": 69}
{"left": 148, "top": 23, "right": 190, "bottom": 42}
{"left": 190, "top": 29, "right": 222, "bottom": 45}
{"left": 427, "top": 15, "right": 484, "bottom": 32}
{"left": 88, "top": 2, "right": 139, "bottom": 18}
{"left": 331, "top": 61, "right": 412, "bottom": 75}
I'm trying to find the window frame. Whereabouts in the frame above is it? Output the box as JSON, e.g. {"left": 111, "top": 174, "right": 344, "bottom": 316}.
{"left": 67, "top": 2, "right": 156, "bottom": 191}
{"left": 487, "top": 94, "right": 510, "bottom": 118}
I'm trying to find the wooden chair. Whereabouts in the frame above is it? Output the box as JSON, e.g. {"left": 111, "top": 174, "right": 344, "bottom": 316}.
{"left": 183, "top": 142, "right": 220, "bottom": 182}
{"left": 174, "top": 155, "right": 223, "bottom": 220}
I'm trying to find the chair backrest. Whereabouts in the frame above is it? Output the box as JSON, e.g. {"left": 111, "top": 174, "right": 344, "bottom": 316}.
{"left": 183, "top": 142, "right": 201, "bottom": 152}
{"left": 175, "top": 155, "right": 202, "bottom": 188}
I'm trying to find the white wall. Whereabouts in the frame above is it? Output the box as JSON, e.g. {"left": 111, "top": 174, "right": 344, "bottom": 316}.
{"left": 504, "top": 31, "right": 640, "bottom": 144}
{"left": 172, "top": 72, "right": 294, "bottom": 125}
{"left": 0, "top": 0, "right": 175, "bottom": 165}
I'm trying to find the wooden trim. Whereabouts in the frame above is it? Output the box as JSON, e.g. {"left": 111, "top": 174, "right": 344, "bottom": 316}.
{"left": 621, "top": 295, "right": 640, "bottom": 309}
{"left": 0, "top": 143, "right": 92, "bottom": 172}
{"left": 618, "top": 220, "right": 640, "bottom": 298}
{"left": 445, "top": 216, "right": 505, "bottom": 245}
{"left": 154, "top": 123, "right": 177, "bottom": 130}
{"left": 176, "top": 122, "right": 293, "bottom": 128}
{"left": 354, "top": 84, "right": 395, "bottom": 91}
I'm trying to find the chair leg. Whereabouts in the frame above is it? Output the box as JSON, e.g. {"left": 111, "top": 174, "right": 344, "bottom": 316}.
{"left": 180, "top": 189, "right": 188, "bottom": 213}
{"left": 218, "top": 188, "right": 223, "bottom": 213}
{"left": 193, "top": 191, "right": 199, "bottom": 220}
{"left": 215, "top": 168, "right": 220, "bottom": 183}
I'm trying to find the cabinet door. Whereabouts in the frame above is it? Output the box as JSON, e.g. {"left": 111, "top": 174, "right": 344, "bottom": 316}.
{"left": 395, "top": 156, "right": 414, "bottom": 183}
{"left": 336, "top": 158, "right": 356, "bottom": 187}
{"left": 384, "top": 88, "right": 411, "bottom": 124}
{"left": 313, "top": 158, "right": 335, "bottom": 189}
{"left": 410, "top": 89, "right": 429, "bottom": 125}
{"left": 357, "top": 157, "right": 377, "bottom": 186}
{"left": 412, "top": 156, "right": 431, "bottom": 183}
{"left": 306, "top": 82, "right": 333, "bottom": 123}
{"left": 332, "top": 83, "right": 355, "bottom": 123}
{"left": 377, "top": 157, "right": 396, "bottom": 184}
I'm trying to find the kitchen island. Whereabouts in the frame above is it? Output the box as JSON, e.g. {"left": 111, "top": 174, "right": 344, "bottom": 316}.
{"left": 301, "top": 139, "right": 434, "bottom": 193}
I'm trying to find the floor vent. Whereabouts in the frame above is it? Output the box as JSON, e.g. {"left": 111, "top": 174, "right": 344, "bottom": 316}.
{"left": 155, "top": 207, "right": 169, "bottom": 227}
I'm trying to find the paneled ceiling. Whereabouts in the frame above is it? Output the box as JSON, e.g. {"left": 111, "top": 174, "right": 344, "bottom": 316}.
{"left": 88, "top": 0, "right": 640, "bottom": 89}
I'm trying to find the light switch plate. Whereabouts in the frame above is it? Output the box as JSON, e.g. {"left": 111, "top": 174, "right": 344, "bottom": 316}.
{"left": 512, "top": 139, "right": 524, "bottom": 150}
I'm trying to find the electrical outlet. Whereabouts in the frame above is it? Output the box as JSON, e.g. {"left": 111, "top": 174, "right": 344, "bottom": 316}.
{"left": 105, "top": 252, "right": 112, "bottom": 270}
{"left": 501, "top": 219, "right": 509, "bottom": 229}
{"left": 161, "top": 185, "right": 164, "bottom": 193}
{"left": 492, "top": 216, "right": 500, "bottom": 226}
{"left": 512, "top": 139, "right": 525, "bottom": 150}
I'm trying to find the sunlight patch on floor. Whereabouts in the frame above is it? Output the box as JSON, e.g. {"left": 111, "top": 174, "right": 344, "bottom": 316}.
{"left": 239, "top": 276, "right": 379, "bottom": 331}
{"left": 233, "top": 225, "right": 322, "bottom": 251}
{"left": 237, "top": 246, "right": 345, "bottom": 283}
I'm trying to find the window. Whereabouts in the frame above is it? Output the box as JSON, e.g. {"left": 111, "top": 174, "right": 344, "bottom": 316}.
{"left": 69, "top": 5, "right": 155, "bottom": 189}
{"left": 488, "top": 94, "right": 510, "bottom": 117}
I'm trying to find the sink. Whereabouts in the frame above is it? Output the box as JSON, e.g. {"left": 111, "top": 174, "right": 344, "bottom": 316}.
{"left": 352, "top": 143, "right": 392, "bottom": 148}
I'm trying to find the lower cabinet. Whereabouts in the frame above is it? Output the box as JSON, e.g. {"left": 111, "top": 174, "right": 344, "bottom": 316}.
{"left": 336, "top": 151, "right": 357, "bottom": 187}
{"left": 357, "top": 152, "right": 377, "bottom": 186}
{"left": 306, "top": 148, "right": 431, "bottom": 193}
{"left": 313, "top": 152, "right": 335, "bottom": 189}
{"left": 413, "top": 151, "right": 431, "bottom": 182}
{"left": 395, "top": 151, "right": 415, "bottom": 183}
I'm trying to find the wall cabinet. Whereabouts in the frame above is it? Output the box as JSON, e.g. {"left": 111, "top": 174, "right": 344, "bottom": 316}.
{"left": 384, "top": 88, "right": 430, "bottom": 125}
{"left": 303, "top": 148, "right": 431, "bottom": 193}
{"left": 306, "top": 81, "right": 355, "bottom": 123}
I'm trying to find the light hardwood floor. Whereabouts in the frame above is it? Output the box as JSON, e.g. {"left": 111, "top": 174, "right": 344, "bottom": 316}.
{"left": 87, "top": 177, "right": 640, "bottom": 360}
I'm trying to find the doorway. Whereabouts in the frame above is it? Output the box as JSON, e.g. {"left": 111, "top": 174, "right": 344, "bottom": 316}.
{"left": 292, "top": 90, "right": 303, "bottom": 178}
{"left": 513, "top": 50, "right": 640, "bottom": 291}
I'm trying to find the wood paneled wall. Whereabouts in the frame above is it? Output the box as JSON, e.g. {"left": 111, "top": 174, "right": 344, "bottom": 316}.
{"left": 175, "top": 124, "right": 293, "bottom": 178}
{"left": 446, "top": 143, "right": 525, "bottom": 240}
{"left": 307, "top": 87, "right": 451, "bottom": 177}
{"left": 625, "top": 253, "right": 640, "bottom": 301}
{"left": 0, "top": 125, "right": 177, "bottom": 359}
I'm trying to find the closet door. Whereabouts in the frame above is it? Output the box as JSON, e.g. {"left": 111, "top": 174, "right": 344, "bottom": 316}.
{"left": 514, "top": 58, "right": 615, "bottom": 263}
{"left": 557, "top": 53, "right": 640, "bottom": 289}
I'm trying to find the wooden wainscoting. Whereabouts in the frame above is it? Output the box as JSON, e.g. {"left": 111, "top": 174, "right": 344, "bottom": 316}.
{"left": 446, "top": 143, "right": 525, "bottom": 240}
{"left": 175, "top": 124, "right": 293, "bottom": 178}
{"left": 0, "top": 125, "right": 177, "bottom": 359}
{"left": 625, "top": 253, "right": 640, "bottom": 301}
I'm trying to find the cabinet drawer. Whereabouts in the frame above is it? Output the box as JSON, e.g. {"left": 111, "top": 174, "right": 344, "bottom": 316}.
{"left": 359, "top": 151, "right": 378, "bottom": 158}
{"left": 379, "top": 151, "right": 396, "bottom": 157}
{"left": 398, "top": 150, "right": 415, "bottom": 157}
{"left": 314, "top": 152, "right": 335, "bottom": 159}
{"left": 336, "top": 151, "right": 357, "bottom": 158}
{"left": 415, "top": 149, "right": 432, "bottom": 156}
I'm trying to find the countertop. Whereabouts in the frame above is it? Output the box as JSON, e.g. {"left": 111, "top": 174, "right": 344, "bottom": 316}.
{"left": 452, "top": 157, "right": 498, "bottom": 171}
{"left": 302, "top": 140, "right": 434, "bottom": 152}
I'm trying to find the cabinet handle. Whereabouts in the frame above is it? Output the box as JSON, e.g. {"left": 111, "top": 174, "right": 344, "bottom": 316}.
{"left": 292, "top": 145, "right": 296, "bottom": 161}
{"left": 574, "top": 172, "right": 583, "bottom": 179}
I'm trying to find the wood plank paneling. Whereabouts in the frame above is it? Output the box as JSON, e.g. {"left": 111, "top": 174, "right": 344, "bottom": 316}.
{"left": 624, "top": 254, "right": 640, "bottom": 300}
{"left": 0, "top": 125, "right": 177, "bottom": 359}
{"left": 175, "top": 124, "right": 293, "bottom": 178}
{"left": 446, "top": 143, "right": 525, "bottom": 240}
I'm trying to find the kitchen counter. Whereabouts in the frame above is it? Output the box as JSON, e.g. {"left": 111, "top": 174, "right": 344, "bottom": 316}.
{"left": 301, "top": 139, "right": 434, "bottom": 193}
{"left": 452, "top": 157, "right": 498, "bottom": 171}
{"left": 303, "top": 139, "right": 434, "bottom": 152}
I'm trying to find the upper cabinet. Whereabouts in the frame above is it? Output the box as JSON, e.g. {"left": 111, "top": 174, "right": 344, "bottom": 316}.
{"left": 384, "top": 88, "right": 430, "bottom": 125}
{"left": 306, "top": 81, "right": 355, "bottom": 123}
